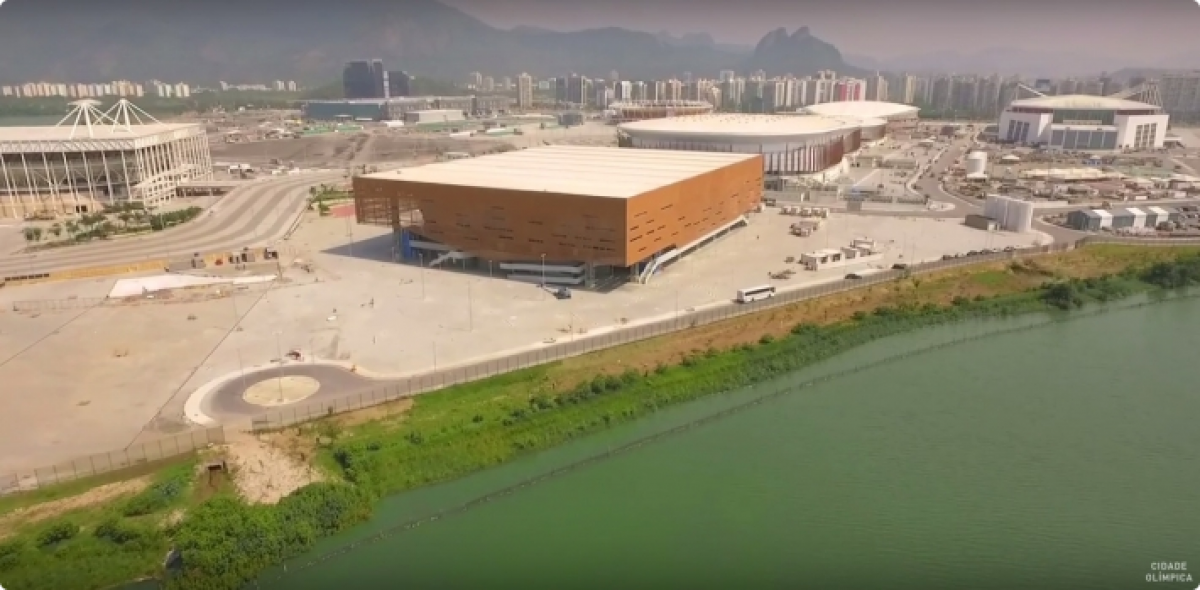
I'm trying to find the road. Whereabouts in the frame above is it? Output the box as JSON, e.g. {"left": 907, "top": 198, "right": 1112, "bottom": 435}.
{"left": 0, "top": 171, "right": 344, "bottom": 278}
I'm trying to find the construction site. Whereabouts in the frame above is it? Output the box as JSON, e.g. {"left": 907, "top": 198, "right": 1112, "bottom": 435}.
{"left": 945, "top": 147, "right": 1200, "bottom": 204}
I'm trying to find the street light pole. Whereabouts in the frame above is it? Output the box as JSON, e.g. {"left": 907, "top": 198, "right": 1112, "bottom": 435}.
{"left": 418, "top": 252, "right": 426, "bottom": 299}
{"left": 274, "top": 332, "right": 285, "bottom": 404}
{"left": 230, "top": 292, "right": 248, "bottom": 391}
{"left": 467, "top": 280, "right": 474, "bottom": 331}
{"left": 540, "top": 253, "right": 546, "bottom": 287}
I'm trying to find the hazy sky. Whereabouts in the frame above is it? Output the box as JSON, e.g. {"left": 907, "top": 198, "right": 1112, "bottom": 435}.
{"left": 443, "top": 0, "right": 1200, "bottom": 62}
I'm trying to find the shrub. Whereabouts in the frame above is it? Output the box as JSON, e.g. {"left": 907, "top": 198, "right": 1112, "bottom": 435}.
{"left": 0, "top": 539, "right": 23, "bottom": 570}
{"left": 94, "top": 518, "right": 147, "bottom": 546}
{"left": 36, "top": 522, "right": 77, "bottom": 548}
{"left": 123, "top": 473, "right": 188, "bottom": 516}
{"left": 758, "top": 334, "right": 775, "bottom": 345}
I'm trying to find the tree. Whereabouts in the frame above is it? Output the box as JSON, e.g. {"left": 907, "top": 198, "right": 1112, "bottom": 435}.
{"left": 48, "top": 223, "right": 63, "bottom": 238}
{"left": 64, "top": 220, "right": 79, "bottom": 239}
{"left": 22, "top": 227, "right": 39, "bottom": 243}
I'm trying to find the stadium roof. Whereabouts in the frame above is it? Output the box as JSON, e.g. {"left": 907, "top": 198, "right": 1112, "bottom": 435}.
{"left": 1009, "top": 95, "right": 1161, "bottom": 110}
{"left": 800, "top": 101, "right": 920, "bottom": 120}
{"left": 362, "top": 145, "right": 759, "bottom": 199}
{"left": 618, "top": 114, "right": 857, "bottom": 138}
{"left": 0, "top": 122, "right": 199, "bottom": 143}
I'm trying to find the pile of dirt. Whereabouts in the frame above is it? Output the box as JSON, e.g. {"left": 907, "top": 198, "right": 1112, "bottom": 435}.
{"left": 223, "top": 431, "right": 322, "bottom": 504}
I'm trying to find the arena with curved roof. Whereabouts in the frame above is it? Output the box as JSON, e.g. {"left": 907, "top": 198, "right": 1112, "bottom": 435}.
{"left": 800, "top": 100, "right": 920, "bottom": 122}
{"left": 998, "top": 95, "right": 1169, "bottom": 151}
{"left": 617, "top": 114, "right": 863, "bottom": 176}
{"left": 801, "top": 101, "right": 920, "bottom": 139}
{"left": 606, "top": 100, "right": 714, "bottom": 123}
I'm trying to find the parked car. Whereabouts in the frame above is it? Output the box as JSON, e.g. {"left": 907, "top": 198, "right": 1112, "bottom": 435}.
{"left": 554, "top": 287, "right": 572, "bottom": 300}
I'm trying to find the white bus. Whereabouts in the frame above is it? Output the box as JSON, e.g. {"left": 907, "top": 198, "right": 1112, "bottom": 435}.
{"left": 736, "top": 285, "right": 776, "bottom": 303}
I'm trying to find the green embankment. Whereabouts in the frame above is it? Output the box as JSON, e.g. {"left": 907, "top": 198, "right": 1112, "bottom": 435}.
{"left": 2, "top": 249, "right": 1200, "bottom": 590}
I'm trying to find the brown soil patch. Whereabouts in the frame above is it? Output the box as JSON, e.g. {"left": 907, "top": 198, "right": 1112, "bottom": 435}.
{"left": 0, "top": 476, "right": 151, "bottom": 537}
{"left": 267, "top": 398, "right": 413, "bottom": 463}
{"left": 223, "top": 431, "right": 323, "bottom": 505}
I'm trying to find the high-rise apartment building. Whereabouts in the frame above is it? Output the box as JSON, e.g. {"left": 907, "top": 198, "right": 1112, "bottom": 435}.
{"left": 517, "top": 73, "right": 534, "bottom": 109}
{"left": 866, "top": 74, "right": 889, "bottom": 102}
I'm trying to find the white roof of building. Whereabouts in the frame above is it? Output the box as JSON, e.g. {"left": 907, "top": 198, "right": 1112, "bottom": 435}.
{"left": 0, "top": 122, "right": 199, "bottom": 143}
{"left": 362, "top": 145, "right": 760, "bottom": 199}
{"left": 801, "top": 101, "right": 920, "bottom": 120}
{"left": 618, "top": 113, "right": 858, "bottom": 140}
{"left": 1009, "top": 95, "right": 1161, "bottom": 110}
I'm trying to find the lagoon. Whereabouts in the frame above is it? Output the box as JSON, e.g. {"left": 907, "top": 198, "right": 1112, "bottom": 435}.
{"left": 256, "top": 297, "right": 1200, "bottom": 589}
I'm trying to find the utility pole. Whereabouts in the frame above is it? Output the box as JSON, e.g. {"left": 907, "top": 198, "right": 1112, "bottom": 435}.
{"left": 418, "top": 252, "right": 426, "bottom": 299}
{"left": 274, "top": 332, "right": 285, "bottom": 404}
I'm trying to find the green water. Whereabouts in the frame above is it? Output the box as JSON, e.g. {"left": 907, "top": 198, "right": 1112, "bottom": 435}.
{"left": 260, "top": 298, "right": 1200, "bottom": 590}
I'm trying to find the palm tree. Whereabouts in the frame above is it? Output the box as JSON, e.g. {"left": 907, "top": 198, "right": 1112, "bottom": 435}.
{"left": 64, "top": 220, "right": 79, "bottom": 240}
{"left": 48, "top": 223, "right": 63, "bottom": 239}
{"left": 23, "top": 227, "right": 39, "bottom": 243}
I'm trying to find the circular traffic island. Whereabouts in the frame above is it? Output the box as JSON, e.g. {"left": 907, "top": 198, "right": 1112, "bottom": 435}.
{"left": 241, "top": 375, "right": 322, "bottom": 407}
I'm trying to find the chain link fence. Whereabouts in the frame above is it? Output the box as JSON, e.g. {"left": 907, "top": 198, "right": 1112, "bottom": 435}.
{"left": 10, "top": 297, "right": 107, "bottom": 312}
{"left": 0, "top": 427, "right": 225, "bottom": 495}
{"left": 4, "top": 235, "right": 1191, "bottom": 493}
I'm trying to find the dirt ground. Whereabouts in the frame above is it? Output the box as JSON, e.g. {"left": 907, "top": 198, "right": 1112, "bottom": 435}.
{"left": 0, "top": 475, "right": 151, "bottom": 538}
{"left": 223, "top": 431, "right": 322, "bottom": 505}
{"left": 267, "top": 398, "right": 414, "bottom": 467}
{"left": 209, "top": 130, "right": 516, "bottom": 169}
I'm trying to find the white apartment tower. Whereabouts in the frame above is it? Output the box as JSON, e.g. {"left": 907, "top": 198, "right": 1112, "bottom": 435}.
{"left": 517, "top": 73, "right": 534, "bottom": 109}
{"left": 866, "top": 74, "right": 889, "bottom": 102}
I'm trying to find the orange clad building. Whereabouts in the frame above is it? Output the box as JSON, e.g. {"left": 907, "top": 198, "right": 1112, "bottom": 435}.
{"left": 353, "top": 146, "right": 762, "bottom": 285}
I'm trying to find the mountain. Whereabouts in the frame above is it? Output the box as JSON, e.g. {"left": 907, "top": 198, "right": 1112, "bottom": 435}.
{"left": 0, "top": 0, "right": 857, "bottom": 83}
{"left": 743, "top": 27, "right": 865, "bottom": 78}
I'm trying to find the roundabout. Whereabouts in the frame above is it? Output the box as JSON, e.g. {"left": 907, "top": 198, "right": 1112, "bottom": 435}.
{"left": 196, "top": 363, "right": 378, "bottom": 424}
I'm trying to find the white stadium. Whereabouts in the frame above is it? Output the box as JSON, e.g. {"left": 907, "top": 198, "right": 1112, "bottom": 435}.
{"left": 0, "top": 99, "right": 213, "bottom": 219}
{"left": 605, "top": 100, "right": 714, "bottom": 123}
{"left": 800, "top": 100, "right": 921, "bottom": 139}
{"left": 997, "top": 95, "right": 1169, "bottom": 151}
{"left": 617, "top": 114, "right": 863, "bottom": 176}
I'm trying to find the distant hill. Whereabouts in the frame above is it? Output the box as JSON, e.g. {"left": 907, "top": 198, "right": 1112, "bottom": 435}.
{"left": 0, "top": 0, "right": 864, "bottom": 84}
{"left": 743, "top": 27, "right": 865, "bottom": 77}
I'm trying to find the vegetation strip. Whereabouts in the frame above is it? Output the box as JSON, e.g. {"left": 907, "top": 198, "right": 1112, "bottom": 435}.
{"left": 1, "top": 247, "right": 1199, "bottom": 590}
